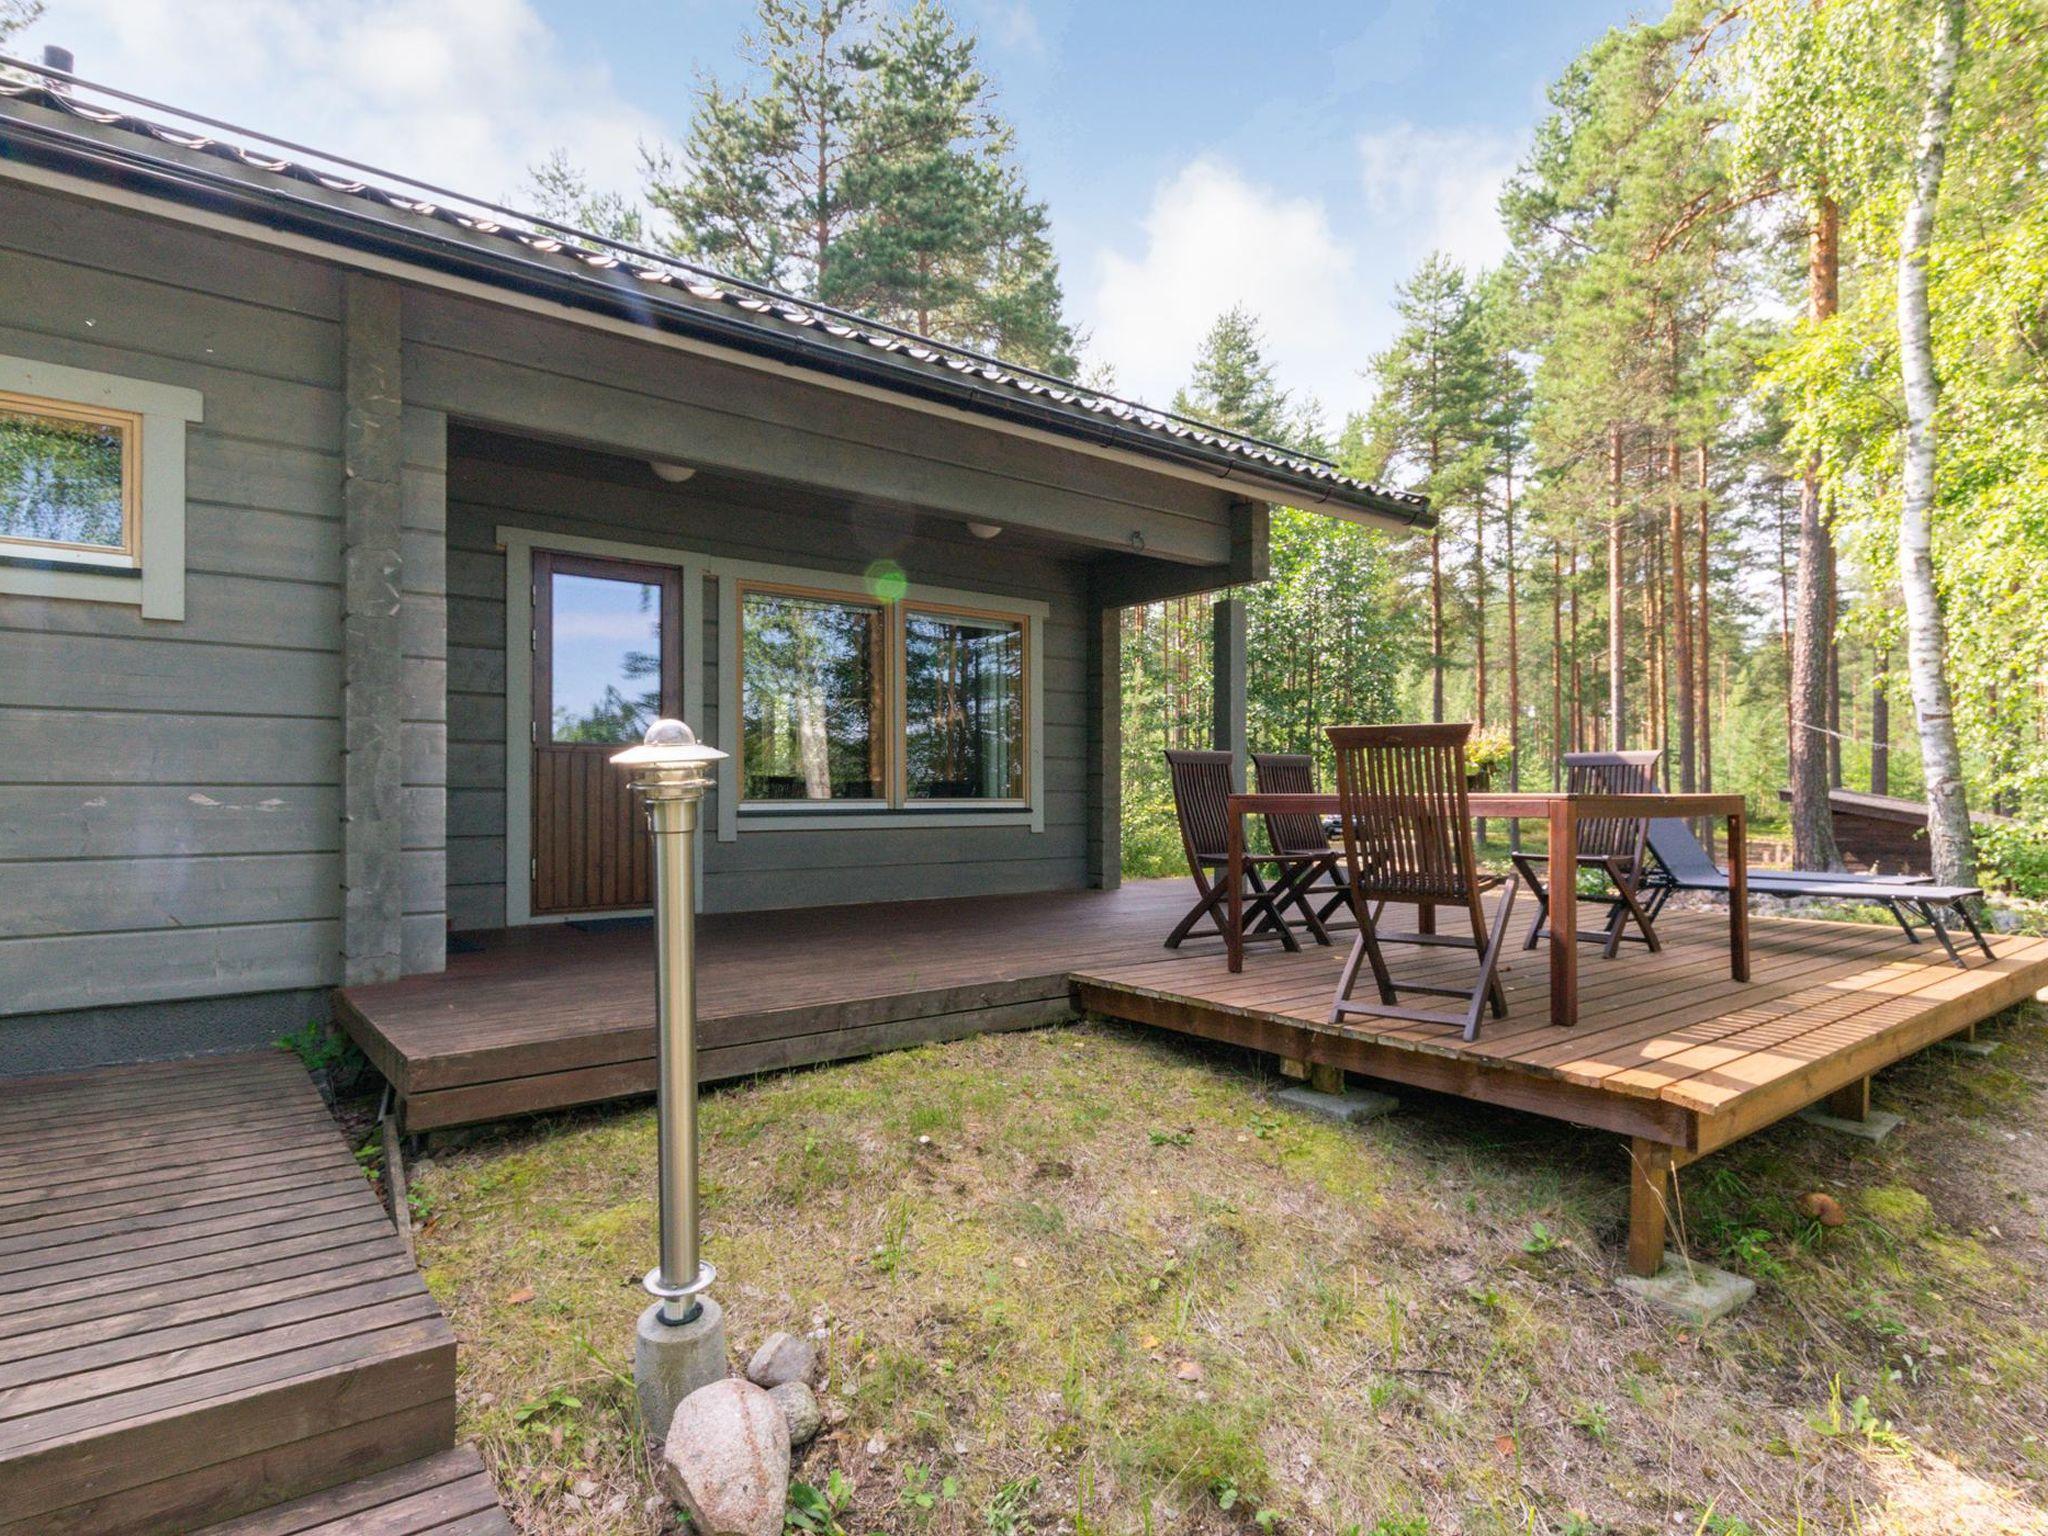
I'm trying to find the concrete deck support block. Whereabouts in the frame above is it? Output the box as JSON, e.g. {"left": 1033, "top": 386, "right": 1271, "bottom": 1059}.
{"left": 1797, "top": 1106, "right": 1904, "bottom": 1143}
{"left": 1276, "top": 1083, "right": 1399, "bottom": 1125}
{"left": 1615, "top": 1252, "right": 1756, "bottom": 1325}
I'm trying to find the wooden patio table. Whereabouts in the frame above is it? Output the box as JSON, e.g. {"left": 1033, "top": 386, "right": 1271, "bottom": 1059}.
{"left": 1224, "top": 790, "right": 1750, "bottom": 1028}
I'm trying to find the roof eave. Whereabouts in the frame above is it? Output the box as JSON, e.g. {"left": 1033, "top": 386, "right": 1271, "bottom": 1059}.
{"left": 0, "top": 94, "right": 1432, "bottom": 531}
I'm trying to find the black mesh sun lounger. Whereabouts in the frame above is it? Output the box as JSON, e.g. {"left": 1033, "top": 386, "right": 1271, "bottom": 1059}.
{"left": 1641, "top": 818, "right": 1993, "bottom": 968}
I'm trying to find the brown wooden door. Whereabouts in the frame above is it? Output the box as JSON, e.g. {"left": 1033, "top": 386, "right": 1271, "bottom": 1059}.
{"left": 531, "top": 551, "right": 683, "bottom": 915}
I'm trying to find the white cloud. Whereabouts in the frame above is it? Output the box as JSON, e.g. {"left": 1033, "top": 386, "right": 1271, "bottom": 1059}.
{"left": 1086, "top": 158, "right": 1360, "bottom": 419}
{"left": 25, "top": 0, "right": 664, "bottom": 210}
{"left": 1356, "top": 124, "right": 1518, "bottom": 276}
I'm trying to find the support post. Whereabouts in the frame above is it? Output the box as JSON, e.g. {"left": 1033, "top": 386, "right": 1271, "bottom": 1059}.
{"left": 1087, "top": 603, "right": 1122, "bottom": 890}
{"left": 1627, "top": 1138, "right": 1675, "bottom": 1279}
{"left": 1212, "top": 596, "right": 1247, "bottom": 789}
{"left": 341, "top": 275, "right": 406, "bottom": 986}
{"left": 1824, "top": 1076, "right": 1870, "bottom": 1122}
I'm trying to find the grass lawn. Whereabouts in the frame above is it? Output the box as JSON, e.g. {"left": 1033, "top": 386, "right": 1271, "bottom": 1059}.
{"left": 411, "top": 1003, "right": 2048, "bottom": 1536}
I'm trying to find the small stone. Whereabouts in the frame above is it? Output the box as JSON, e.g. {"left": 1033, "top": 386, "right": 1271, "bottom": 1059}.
{"left": 570, "top": 1477, "right": 598, "bottom": 1498}
{"left": 769, "top": 1380, "right": 822, "bottom": 1445}
{"left": 746, "top": 1330, "right": 817, "bottom": 1389}
{"left": 660, "top": 1379, "right": 790, "bottom": 1536}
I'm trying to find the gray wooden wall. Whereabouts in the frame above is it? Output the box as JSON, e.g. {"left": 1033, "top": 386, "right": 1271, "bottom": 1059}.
{"left": 0, "top": 186, "right": 352, "bottom": 1023}
{"left": 443, "top": 431, "right": 1092, "bottom": 926}
{"left": 0, "top": 185, "right": 448, "bottom": 1052}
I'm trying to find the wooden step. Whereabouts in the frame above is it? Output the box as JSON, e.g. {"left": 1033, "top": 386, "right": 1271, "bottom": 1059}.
{"left": 192, "top": 1446, "right": 512, "bottom": 1535}
{"left": 0, "top": 1052, "right": 458, "bottom": 1535}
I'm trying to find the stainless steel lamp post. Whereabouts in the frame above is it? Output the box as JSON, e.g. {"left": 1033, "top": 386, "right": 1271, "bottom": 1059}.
{"left": 611, "top": 718, "right": 729, "bottom": 1437}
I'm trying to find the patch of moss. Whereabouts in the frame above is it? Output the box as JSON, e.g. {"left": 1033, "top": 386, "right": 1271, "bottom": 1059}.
{"left": 1857, "top": 1184, "right": 1934, "bottom": 1238}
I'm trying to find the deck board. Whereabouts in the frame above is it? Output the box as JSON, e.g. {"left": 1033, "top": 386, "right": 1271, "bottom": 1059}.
{"left": 0, "top": 1052, "right": 459, "bottom": 1536}
{"left": 192, "top": 1447, "right": 512, "bottom": 1536}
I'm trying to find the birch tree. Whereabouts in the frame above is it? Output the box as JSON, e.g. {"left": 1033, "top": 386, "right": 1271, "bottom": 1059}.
{"left": 1894, "top": 0, "right": 1975, "bottom": 882}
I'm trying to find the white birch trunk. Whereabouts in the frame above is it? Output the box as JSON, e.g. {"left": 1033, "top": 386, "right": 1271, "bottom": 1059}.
{"left": 1897, "top": 0, "right": 1976, "bottom": 886}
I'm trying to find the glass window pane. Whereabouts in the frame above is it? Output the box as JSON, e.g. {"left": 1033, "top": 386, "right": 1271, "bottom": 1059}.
{"left": 742, "top": 590, "right": 884, "bottom": 801}
{"left": 905, "top": 610, "right": 1024, "bottom": 800}
{"left": 549, "top": 572, "right": 664, "bottom": 743}
{"left": 0, "top": 401, "right": 128, "bottom": 552}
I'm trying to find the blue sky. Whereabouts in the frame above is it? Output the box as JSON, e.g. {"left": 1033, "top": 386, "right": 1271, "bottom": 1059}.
{"left": 25, "top": 0, "right": 1637, "bottom": 419}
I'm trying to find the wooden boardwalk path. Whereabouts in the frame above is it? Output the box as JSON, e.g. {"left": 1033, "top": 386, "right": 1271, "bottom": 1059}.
{"left": 0, "top": 1051, "right": 485, "bottom": 1535}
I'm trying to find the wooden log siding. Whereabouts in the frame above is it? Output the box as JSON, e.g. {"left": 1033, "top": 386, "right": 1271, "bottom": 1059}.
{"left": 441, "top": 429, "right": 1092, "bottom": 927}
{"left": 0, "top": 185, "right": 353, "bottom": 1023}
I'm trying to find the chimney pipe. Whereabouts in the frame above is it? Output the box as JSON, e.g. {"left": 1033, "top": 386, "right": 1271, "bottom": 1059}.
{"left": 41, "top": 45, "right": 75, "bottom": 74}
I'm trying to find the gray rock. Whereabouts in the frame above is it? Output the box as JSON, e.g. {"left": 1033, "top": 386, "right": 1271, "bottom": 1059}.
{"left": 660, "top": 1379, "right": 790, "bottom": 1536}
{"left": 745, "top": 1329, "right": 817, "bottom": 1389}
{"left": 769, "top": 1380, "right": 822, "bottom": 1446}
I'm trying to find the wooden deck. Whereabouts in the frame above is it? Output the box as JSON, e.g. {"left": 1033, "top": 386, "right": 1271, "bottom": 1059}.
{"left": 342, "top": 880, "right": 2048, "bottom": 1271}
{"left": 0, "top": 1052, "right": 467, "bottom": 1535}
{"left": 1071, "top": 897, "right": 2048, "bottom": 1272}
{"left": 339, "top": 886, "right": 1198, "bottom": 1131}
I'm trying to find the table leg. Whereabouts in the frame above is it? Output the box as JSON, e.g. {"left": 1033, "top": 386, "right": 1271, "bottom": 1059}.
{"left": 1548, "top": 799, "right": 1578, "bottom": 1027}
{"left": 1227, "top": 804, "right": 1245, "bottom": 975}
{"left": 1728, "top": 808, "right": 1749, "bottom": 981}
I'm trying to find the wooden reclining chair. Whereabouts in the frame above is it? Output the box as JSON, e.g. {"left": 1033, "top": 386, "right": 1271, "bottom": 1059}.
{"left": 1326, "top": 723, "right": 1519, "bottom": 1042}
{"left": 1251, "top": 752, "right": 1359, "bottom": 943}
{"left": 1163, "top": 749, "right": 1324, "bottom": 952}
{"left": 1510, "top": 750, "right": 1663, "bottom": 960}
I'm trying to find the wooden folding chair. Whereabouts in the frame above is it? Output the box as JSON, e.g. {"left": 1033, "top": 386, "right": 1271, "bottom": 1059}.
{"left": 1162, "top": 750, "right": 1321, "bottom": 952}
{"left": 1326, "top": 723, "right": 1520, "bottom": 1041}
{"left": 1510, "top": 750, "right": 1662, "bottom": 960}
{"left": 1251, "top": 752, "right": 1363, "bottom": 941}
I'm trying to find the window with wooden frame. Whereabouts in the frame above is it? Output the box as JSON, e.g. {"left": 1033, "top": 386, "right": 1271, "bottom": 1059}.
{"left": 0, "top": 391, "right": 142, "bottom": 569}
{"left": 736, "top": 579, "right": 1032, "bottom": 814}
{"left": 0, "top": 356, "right": 202, "bottom": 620}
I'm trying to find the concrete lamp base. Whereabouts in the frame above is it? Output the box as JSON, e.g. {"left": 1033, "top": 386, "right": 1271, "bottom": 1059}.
{"left": 636, "top": 1296, "right": 728, "bottom": 1442}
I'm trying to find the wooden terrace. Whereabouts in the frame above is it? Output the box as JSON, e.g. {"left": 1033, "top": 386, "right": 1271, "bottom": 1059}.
{"left": 0, "top": 1052, "right": 512, "bottom": 1535}
{"left": 339, "top": 881, "right": 2048, "bottom": 1273}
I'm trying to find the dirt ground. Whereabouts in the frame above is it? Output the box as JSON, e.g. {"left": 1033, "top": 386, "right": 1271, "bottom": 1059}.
{"left": 410, "top": 998, "right": 2048, "bottom": 1536}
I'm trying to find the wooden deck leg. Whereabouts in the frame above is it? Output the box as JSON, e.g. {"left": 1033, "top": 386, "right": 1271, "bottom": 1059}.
{"left": 1308, "top": 1062, "right": 1345, "bottom": 1094}
{"left": 1278, "top": 1056, "right": 1310, "bottom": 1082}
{"left": 1627, "top": 1139, "right": 1676, "bottom": 1278}
{"left": 1824, "top": 1077, "right": 1871, "bottom": 1122}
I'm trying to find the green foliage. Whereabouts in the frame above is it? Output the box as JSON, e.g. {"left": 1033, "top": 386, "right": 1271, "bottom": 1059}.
{"left": 1979, "top": 819, "right": 2048, "bottom": 900}
{"left": 277, "top": 1020, "right": 361, "bottom": 1079}
{"left": 787, "top": 1468, "right": 856, "bottom": 1533}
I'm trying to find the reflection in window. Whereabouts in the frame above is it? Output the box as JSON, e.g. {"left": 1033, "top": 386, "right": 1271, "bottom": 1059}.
{"left": 0, "top": 396, "right": 132, "bottom": 555}
{"left": 550, "top": 573, "right": 663, "bottom": 743}
{"left": 905, "top": 610, "right": 1023, "bottom": 800}
{"left": 742, "top": 590, "right": 884, "bottom": 801}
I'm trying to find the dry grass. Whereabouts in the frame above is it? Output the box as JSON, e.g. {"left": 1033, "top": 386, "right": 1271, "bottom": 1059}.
{"left": 412, "top": 1002, "right": 2048, "bottom": 1536}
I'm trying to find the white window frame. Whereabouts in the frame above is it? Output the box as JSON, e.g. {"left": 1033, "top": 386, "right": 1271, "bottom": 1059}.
{"left": 0, "top": 355, "right": 202, "bottom": 620}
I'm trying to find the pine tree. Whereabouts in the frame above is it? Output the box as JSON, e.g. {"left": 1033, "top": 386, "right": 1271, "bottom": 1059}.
{"left": 523, "top": 152, "right": 647, "bottom": 248}
{"left": 642, "top": 0, "right": 1074, "bottom": 372}
{"left": 1362, "top": 254, "right": 1493, "bottom": 722}
{"left": 1172, "top": 306, "right": 1296, "bottom": 445}
{"left": 647, "top": 0, "right": 880, "bottom": 292}
{"left": 826, "top": 1, "right": 1074, "bottom": 370}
